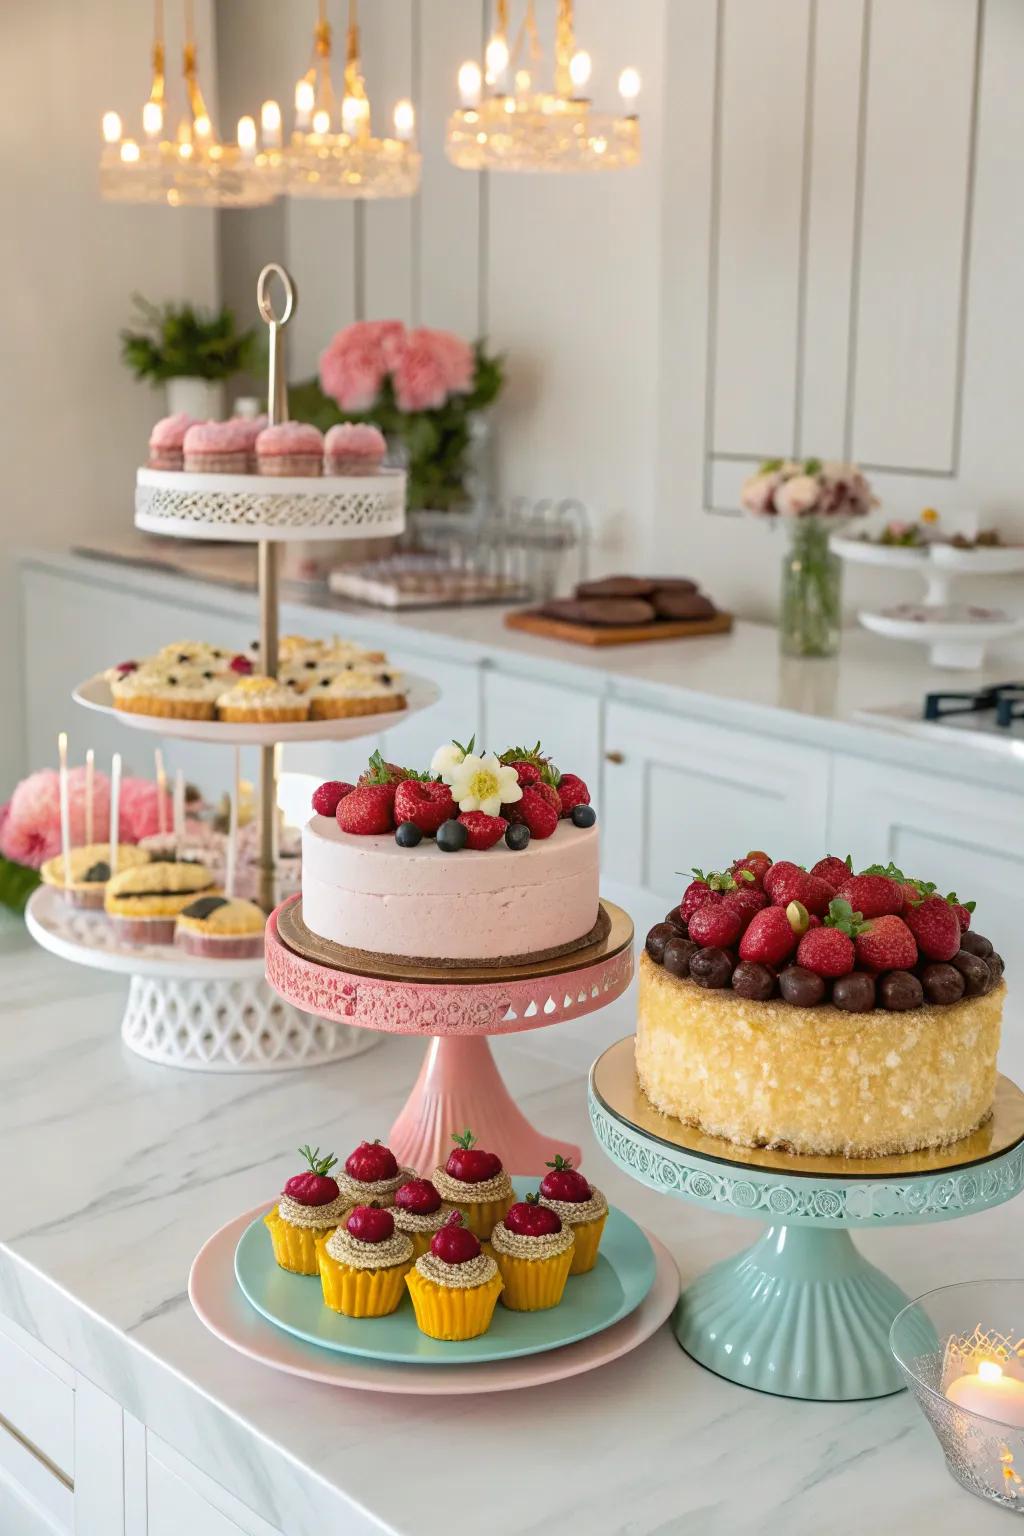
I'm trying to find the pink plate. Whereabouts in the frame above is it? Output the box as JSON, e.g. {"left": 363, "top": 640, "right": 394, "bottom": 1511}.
{"left": 188, "top": 1205, "right": 680, "bottom": 1396}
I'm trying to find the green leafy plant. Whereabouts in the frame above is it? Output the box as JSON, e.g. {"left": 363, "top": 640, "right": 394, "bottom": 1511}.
{"left": 120, "top": 294, "right": 260, "bottom": 384}
{"left": 0, "top": 855, "right": 40, "bottom": 914}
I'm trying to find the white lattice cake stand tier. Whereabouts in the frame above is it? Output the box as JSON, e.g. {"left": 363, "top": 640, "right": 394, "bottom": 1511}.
{"left": 135, "top": 467, "right": 406, "bottom": 542}
{"left": 589, "top": 1036, "right": 1024, "bottom": 1403}
{"left": 265, "top": 895, "right": 635, "bottom": 1173}
{"left": 72, "top": 673, "right": 439, "bottom": 745}
{"left": 26, "top": 886, "right": 379, "bottom": 1074}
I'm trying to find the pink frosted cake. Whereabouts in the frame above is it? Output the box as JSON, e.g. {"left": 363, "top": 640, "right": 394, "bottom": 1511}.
{"left": 324, "top": 422, "right": 387, "bottom": 475}
{"left": 183, "top": 419, "right": 252, "bottom": 474}
{"left": 301, "top": 741, "right": 599, "bottom": 966}
{"left": 148, "top": 412, "right": 194, "bottom": 470}
{"left": 256, "top": 422, "right": 324, "bottom": 477}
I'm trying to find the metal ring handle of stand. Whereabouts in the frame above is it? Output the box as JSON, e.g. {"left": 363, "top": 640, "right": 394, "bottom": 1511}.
{"left": 255, "top": 263, "right": 297, "bottom": 911}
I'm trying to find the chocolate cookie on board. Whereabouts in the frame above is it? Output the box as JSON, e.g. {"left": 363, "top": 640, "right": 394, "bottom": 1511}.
{"left": 574, "top": 576, "right": 658, "bottom": 600}
{"left": 651, "top": 590, "right": 717, "bottom": 621}
{"left": 542, "top": 597, "right": 658, "bottom": 626}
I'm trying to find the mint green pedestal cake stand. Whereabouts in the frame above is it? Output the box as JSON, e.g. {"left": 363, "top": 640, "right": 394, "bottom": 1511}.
{"left": 589, "top": 1037, "right": 1024, "bottom": 1403}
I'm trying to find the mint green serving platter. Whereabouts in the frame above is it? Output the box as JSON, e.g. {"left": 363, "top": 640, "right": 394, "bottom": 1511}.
{"left": 234, "top": 1182, "right": 655, "bottom": 1366}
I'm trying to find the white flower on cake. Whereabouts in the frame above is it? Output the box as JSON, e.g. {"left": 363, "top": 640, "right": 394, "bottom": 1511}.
{"left": 444, "top": 752, "right": 523, "bottom": 816}
{"left": 430, "top": 741, "right": 467, "bottom": 780}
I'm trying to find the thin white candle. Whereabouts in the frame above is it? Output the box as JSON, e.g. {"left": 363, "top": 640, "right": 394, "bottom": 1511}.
{"left": 173, "top": 769, "right": 185, "bottom": 842}
{"left": 155, "top": 748, "right": 167, "bottom": 836}
{"left": 58, "top": 733, "right": 71, "bottom": 890}
{"left": 109, "top": 753, "right": 122, "bottom": 878}
{"left": 226, "top": 748, "right": 240, "bottom": 899}
{"left": 85, "top": 749, "right": 95, "bottom": 846}
{"left": 295, "top": 77, "right": 314, "bottom": 132}
{"left": 260, "top": 99, "right": 282, "bottom": 150}
{"left": 237, "top": 115, "right": 257, "bottom": 159}
{"left": 458, "top": 61, "right": 482, "bottom": 110}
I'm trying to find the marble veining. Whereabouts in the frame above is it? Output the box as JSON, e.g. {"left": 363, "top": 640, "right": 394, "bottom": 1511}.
{"left": 0, "top": 928, "right": 1014, "bottom": 1534}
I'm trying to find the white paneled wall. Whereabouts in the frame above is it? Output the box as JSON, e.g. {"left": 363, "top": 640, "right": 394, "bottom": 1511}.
{"left": 216, "top": 0, "right": 1024, "bottom": 614}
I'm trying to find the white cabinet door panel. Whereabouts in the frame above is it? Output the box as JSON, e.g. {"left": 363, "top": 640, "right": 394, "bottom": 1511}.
{"left": 602, "top": 703, "right": 830, "bottom": 899}
{"left": 0, "top": 1317, "right": 74, "bottom": 1481}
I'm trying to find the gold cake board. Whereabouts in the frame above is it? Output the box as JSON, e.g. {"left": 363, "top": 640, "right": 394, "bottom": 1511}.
{"left": 592, "top": 1035, "right": 1024, "bottom": 1180}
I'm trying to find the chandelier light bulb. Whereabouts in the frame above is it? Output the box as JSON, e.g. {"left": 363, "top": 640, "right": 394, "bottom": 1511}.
{"left": 393, "top": 98, "right": 415, "bottom": 142}
{"left": 260, "top": 99, "right": 282, "bottom": 149}
{"left": 569, "top": 51, "right": 592, "bottom": 92}
{"left": 294, "top": 77, "right": 315, "bottom": 131}
{"left": 101, "top": 110, "right": 123, "bottom": 144}
{"left": 142, "top": 100, "right": 163, "bottom": 140}
{"left": 342, "top": 94, "right": 368, "bottom": 138}
{"left": 312, "top": 106, "right": 331, "bottom": 135}
{"left": 515, "top": 68, "right": 532, "bottom": 94}
{"left": 458, "top": 60, "right": 483, "bottom": 109}
{"left": 193, "top": 113, "right": 212, "bottom": 141}
{"left": 617, "top": 66, "right": 641, "bottom": 112}
{"left": 119, "top": 138, "right": 140, "bottom": 163}
{"left": 485, "top": 33, "right": 510, "bottom": 86}
{"left": 237, "top": 115, "right": 257, "bottom": 157}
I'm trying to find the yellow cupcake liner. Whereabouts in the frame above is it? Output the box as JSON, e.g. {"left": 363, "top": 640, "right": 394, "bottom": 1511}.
{"left": 566, "top": 1212, "right": 607, "bottom": 1274}
{"left": 309, "top": 694, "right": 407, "bottom": 720}
{"left": 494, "top": 1244, "right": 575, "bottom": 1311}
{"left": 113, "top": 696, "right": 216, "bottom": 721}
{"left": 263, "top": 1206, "right": 332, "bottom": 1276}
{"left": 316, "top": 1238, "right": 411, "bottom": 1317}
{"left": 454, "top": 1193, "right": 515, "bottom": 1240}
{"left": 397, "top": 1228, "right": 437, "bottom": 1261}
{"left": 405, "top": 1267, "right": 504, "bottom": 1340}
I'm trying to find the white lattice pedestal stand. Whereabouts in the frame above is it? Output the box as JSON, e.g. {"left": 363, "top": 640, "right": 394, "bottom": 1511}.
{"left": 27, "top": 887, "right": 379, "bottom": 1073}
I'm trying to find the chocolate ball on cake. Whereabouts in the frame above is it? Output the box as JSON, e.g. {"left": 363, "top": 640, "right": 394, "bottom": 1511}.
{"left": 662, "top": 937, "right": 698, "bottom": 977}
{"left": 959, "top": 931, "right": 993, "bottom": 958}
{"left": 921, "top": 962, "right": 966, "bottom": 1005}
{"left": 731, "top": 960, "right": 776, "bottom": 1000}
{"left": 951, "top": 949, "right": 993, "bottom": 996}
{"left": 779, "top": 965, "right": 826, "bottom": 1007}
{"left": 879, "top": 970, "right": 924, "bottom": 1011}
{"left": 832, "top": 971, "right": 877, "bottom": 1012}
{"left": 645, "top": 923, "right": 676, "bottom": 964}
{"left": 689, "top": 946, "right": 733, "bottom": 989}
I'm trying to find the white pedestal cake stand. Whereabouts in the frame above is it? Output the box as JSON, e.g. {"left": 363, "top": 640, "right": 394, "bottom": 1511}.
{"left": 265, "top": 895, "right": 635, "bottom": 1173}
{"left": 589, "top": 1037, "right": 1024, "bottom": 1402}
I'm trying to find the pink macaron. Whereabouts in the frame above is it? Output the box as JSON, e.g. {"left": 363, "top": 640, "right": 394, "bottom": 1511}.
{"left": 255, "top": 422, "right": 324, "bottom": 477}
{"left": 323, "top": 422, "right": 387, "bottom": 476}
{"left": 148, "top": 412, "right": 195, "bottom": 471}
{"left": 182, "top": 419, "right": 254, "bottom": 474}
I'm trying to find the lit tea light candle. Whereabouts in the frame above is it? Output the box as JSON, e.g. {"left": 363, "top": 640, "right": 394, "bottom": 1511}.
{"left": 946, "top": 1360, "right": 1024, "bottom": 1426}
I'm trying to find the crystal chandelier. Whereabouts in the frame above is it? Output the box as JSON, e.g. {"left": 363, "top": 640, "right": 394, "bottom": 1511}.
{"left": 99, "top": 1, "right": 275, "bottom": 208}
{"left": 282, "top": 0, "right": 420, "bottom": 200}
{"left": 446, "top": 0, "right": 641, "bottom": 173}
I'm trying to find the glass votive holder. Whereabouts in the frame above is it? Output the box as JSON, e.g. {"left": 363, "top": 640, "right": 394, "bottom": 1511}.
{"left": 890, "top": 1280, "right": 1024, "bottom": 1513}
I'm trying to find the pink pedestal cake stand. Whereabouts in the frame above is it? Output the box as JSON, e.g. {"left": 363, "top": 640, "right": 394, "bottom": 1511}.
{"left": 264, "top": 895, "right": 634, "bottom": 1172}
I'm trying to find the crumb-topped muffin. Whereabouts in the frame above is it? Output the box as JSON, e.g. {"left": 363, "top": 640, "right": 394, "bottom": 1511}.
{"left": 433, "top": 1131, "right": 515, "bottom": 1238}
{"left": 405, "top": 1211, "right": 504, "bottom": 1339}
{"left": 317, "top": 1205, "right": 414, "bottom": 1317}
{"left": 490, "top": 1195, "right": 575, "bottom": 1311}
{"left": 216, "top": 675, "right": 308, "bottom": 723}
{"left": 307, "top": 667, "right": 406, "bottom": 720}
{"left": 110, "top": 661, "right": 223, "bottom": 721}
{"left": 264, "top": 1146, "right": 349, "bottom": 1275}
{"left": 638, "top": 852, "right": 1006, "bottom": 1157}
{"left": 104, "top": 860, "right": 218, "bottom": 945}
{"left": 175, "top": 895, "right": 266, "bottom": 958}
{"left": 41, "top": 843, "right": 150, "bottom": 910}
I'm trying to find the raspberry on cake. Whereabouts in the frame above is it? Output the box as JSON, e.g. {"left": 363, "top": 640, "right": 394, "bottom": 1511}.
{"left": 637, "top": 851, "right": 1006, "bottom": 1157}
{"left": 302, "top": 737, "right": 600, "bottom": 964}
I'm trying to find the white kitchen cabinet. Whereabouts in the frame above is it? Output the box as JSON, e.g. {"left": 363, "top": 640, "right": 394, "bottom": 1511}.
{"left": 146, "top": 1435, "right": 281, "bottom": 1536}
{"left": 601, "top": 701, "right": 831, "bottom": 899}
{"left": 480, "top": 668, "right": 602, "bottom": 793}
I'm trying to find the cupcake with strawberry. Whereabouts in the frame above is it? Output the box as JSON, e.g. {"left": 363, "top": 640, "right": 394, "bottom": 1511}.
{"left": 336, "top": 1139, "right": 416, "bottom": 1209}
{"left": 433, "top": 1130, "right": 514, "bottom": 1238}
{"left": 405, "top": 1211, "right": 504, "bottom": 1339}
{"left": 489, "top": 1194, "right": 575, "bottom": 1310}
{"left": 264, "top": 1146, "right": 350, "bottom": 1275}
{"left": 317, "top": 1204, "right": 414, "bottom": 1317}
{"left": 537, "top": 1156, "right": 608, "bottom": 1274}
{"left": 390, "top": 1178, "right": 455, "bottom": 1259}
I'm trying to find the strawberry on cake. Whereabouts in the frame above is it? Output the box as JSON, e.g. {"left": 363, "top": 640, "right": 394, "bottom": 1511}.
{"left": 637, "top": 853, "right": 1005, "bottom": 1157}
{"left": 301, "top": 739, "right": 601, "bottom": 966}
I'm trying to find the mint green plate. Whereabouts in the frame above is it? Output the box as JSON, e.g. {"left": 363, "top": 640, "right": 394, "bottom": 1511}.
{"left": 234, "top": 1185, "right": 655, "bottom": 1365}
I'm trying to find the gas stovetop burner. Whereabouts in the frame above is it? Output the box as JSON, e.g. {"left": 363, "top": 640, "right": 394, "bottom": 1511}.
{"left": 924, "top": 682, "right": 1024, "bottom": 727}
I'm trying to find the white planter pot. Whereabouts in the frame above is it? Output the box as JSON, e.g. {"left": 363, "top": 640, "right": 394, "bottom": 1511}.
{"left": 165, "top": 376, "right": 225, "bottom": 420}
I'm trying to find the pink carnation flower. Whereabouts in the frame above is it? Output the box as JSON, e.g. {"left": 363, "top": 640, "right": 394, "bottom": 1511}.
{"left": 418, "top": 328, "right": 474, "bottom": 394}
{"left": 119, "top": 777, "right": 173, "bottom": 843}
{"left": 392, "top": 332, "right": 451, "bottom": 412}
{"left": 319, "top": 321, "right": 409, "bottom": 413}
{"left": 0, "top": 768, "right": 172, "bottom": 869}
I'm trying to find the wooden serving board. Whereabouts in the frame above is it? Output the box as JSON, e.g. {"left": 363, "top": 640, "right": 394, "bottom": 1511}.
{"left": 505, "top": 608, "right": 734, "bottom": 647}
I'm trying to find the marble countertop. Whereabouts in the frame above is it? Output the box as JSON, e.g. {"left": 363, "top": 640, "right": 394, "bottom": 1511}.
{"left": 0, "top": 914, "right": 1015, "bottom": 1536}
{"left": 23, "top": 546, "right": 1024, "bottom": 791}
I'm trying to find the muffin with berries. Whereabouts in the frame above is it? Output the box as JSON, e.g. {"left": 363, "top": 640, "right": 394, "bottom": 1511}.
{"left": 489, "top": 1194, "right": 575, "bottom": 1311}
{"left": 433, "top": 1130, "right": 514, "bottom": 1239}
{"left": 264, "top": 1147, "right": 350, "bottom": 1274}
{"left": 316, "top": 1204, "right": 414, "bottom": 1317}
{"left": 537, "top": 1156, "right": 608, "bottom": 1274}
{"left": 336, "top": 1139, "right": 416, "bottom": 1209}
{"left": 638, "top": 851, "right": 1006, "bottom": 1157}
{"left": 405, "top": 1210, "right": 504, "bottom": 1340}
{"left": 390, "top": 1178, "right": 455, "bottom": 1259}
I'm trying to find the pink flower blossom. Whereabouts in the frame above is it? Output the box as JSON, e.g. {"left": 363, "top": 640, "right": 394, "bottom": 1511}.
{"left": 318, "top": 321, "right": 409, "bottom": 413}
{"left": 417, "top": 328, "right": 474, "bottom": 394}
{"left": 392, "top": 332, "right": 450, "bottom": 411}
{"left": 0, "top": 768, "right": 172, "bottom": 869}
{"left": 741, "top": 471, "right": 782, "bottom": 516}
{"left": 775, "top": 474, "right": 822, "bottom": 517}
{"left": 119, "top": 777, "right": 173, "bottom": 842}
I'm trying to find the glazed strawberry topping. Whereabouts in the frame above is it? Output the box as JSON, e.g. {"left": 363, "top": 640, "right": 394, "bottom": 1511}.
{"left": 393, "top": 778, "right": 454, "bottom": 837}
{"left": 505, "top": 1194, "right": 562, "bottom": 1237}
{"left": 336, "top": 783, "right": 397, "bottom": 836}
{"left": 394, "top": 1178, "right": 442, "bottom": 1215}
{"left": 312, "top": 780, "right": 354, "bottom": 817}
{"left": 346, "top": 1204, "right": 395, "bottom": 1244}
{"left": 445, "top": 1129, "right": 502, "bottom": 1183}
{"left": 344, "top": 1139, "right": 399, "bottom": 1183}
{"left": 430, "top": 1210, "right": 482, "bottom": 1264}
{"left": 283, "top": 1145, "right": 340, "bottom": 1206}
{"left": 539, "top": 1155, "right": 592, "bottom": 1203}
{"left": 904, "top": 894, "right": 961, "bottom": 962}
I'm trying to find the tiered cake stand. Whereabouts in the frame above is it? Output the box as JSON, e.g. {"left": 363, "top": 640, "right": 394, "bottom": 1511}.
{"left": 589, "top": 1037, "right": 1024, "bottom": 1401}
{"left": 29, "top": 263, "right": 436, "bottom": 1072}
{"left": 265, "top": 894, "right": 635, "bottom": 1173}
